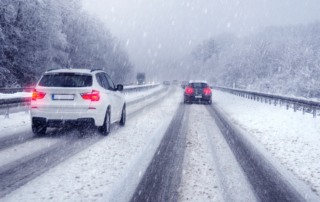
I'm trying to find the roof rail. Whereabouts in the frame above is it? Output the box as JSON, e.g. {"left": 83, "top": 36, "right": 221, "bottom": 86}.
{"left": 46, "top": 69, "right": 60, "bottom": 72}
{"left": 90, "top": 69, "right": 102, "bottom": 72}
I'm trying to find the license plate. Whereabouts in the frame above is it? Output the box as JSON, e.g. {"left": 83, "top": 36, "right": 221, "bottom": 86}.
{"left": 195, "top": 96, "right": 202, "bottom": 98}
{"left": 52, "top": 94, "right": 74, "bottom": 100}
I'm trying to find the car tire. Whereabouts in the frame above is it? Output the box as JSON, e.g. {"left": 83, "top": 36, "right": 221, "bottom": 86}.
{"left": 120, "top": 105, "right": 126, "bottom": 126}
{"left": 99, "top": 109, "right": 111, "bottom": 136}
{"left": 32, "top": 124, "right": 47, "bottom": 135}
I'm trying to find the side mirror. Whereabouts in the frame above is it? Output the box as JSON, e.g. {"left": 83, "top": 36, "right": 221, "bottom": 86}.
{"left": 117, "top": 84, "right": 123, "bottom": 91}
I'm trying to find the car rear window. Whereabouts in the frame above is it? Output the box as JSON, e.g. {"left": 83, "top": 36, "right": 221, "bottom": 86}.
{"left": 38, "top": 74, "right": 92, "bottom": 87}
{"left": 190, "top": 83, "right": 208, "bottom": 88}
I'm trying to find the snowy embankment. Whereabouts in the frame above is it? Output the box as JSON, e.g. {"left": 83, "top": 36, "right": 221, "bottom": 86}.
{"left": 124, "top": 84, "right": 163, "bottom": 103}
{"left": 0, "top": 92, "right": 32, "bottom": 100}
{"left": 211, "top": 90, "right": 320, "bottom": 196}
{"left": 2, "top": 88, "right": 182, "bottom": 201}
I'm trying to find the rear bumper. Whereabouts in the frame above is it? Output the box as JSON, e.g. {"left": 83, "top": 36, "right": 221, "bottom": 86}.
{"left": 184, "top": 95, "right": 211, "bottom": 102}
{"left": 32, "top": 117, "right": 95, "bottom": 128}
{"left": 30, "top": 109, "right": 105, "bottom": 126}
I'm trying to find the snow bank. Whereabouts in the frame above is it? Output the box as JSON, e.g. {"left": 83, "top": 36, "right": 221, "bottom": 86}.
{"left": 0, "top": 92, "right": 32, "bottom": 100}
{"left": 212, "top": 90, "right": 320, "bottom": 196}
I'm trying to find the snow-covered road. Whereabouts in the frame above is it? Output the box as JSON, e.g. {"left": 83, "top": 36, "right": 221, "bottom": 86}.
{"left": 1, "top": 86, "right": 319, "bottom": 202}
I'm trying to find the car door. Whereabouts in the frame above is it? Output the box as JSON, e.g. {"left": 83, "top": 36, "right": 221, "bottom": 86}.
{"left": 105, "top": 73, "right": 123, "bottom": 120}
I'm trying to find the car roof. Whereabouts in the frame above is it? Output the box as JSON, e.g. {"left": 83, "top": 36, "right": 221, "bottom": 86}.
{"left": 45, "top": 69, "right": 104, "bottom": 74}
{"left": 189, "top": 80, "right": 207, "bottom": 83}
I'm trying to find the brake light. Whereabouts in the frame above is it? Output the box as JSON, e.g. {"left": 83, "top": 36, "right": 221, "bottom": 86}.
{"left": 32, "top": 90, "right": 46, "bottom": 100}
{"left": 81, "top": 90, "right": 100, "bottom": 101}
{"left": 203, "top": 88, "right": 211, "bottom": 95}
{"left": 185, "top": 87, "right": 194, "bottom": 95}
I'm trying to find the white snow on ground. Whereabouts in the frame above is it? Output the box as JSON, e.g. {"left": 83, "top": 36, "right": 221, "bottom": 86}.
{"left": 0, "top": 138, "right": 60, "bottom": 168}
{"left": 3, "top": 88, "right": 182, "bottom": 202}
{"left": 178, "top": 105, "right": 223, "bottom": 202}
{"left": 0, "top": 111, "right": 31, "bottom": 134}
{"left": 178, "top": 105, "right": 256, "bottom": 202}
{"left": 0, "top": 92, "right": 32, "bottom": 99}
{"left": 212, "top": 90, "right": 320, "bottom": 195}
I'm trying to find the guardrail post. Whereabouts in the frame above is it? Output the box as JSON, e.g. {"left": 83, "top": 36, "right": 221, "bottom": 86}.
{"left": 269, "top": 98, "right": 271, "bottom": 105}
{"left": 294, "top": 103, "right": 296, "bottom": 112}
{"left": 302, "top": 105, "right": 305, "bottom": 115}
{"left": 274, "top": 99, "right": 277, "bottom": 106}
{"left": 286, "top": 102, "right": 289, "bottom": 110}
{"left": 313, "top": 108, "right": 317, "bottom": 118}
{"left": 5, "top": 105, "right": 9, "bottom": 118}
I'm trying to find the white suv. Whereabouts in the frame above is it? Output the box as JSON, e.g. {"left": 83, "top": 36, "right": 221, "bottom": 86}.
{"left": 30, "top": 69, "right": 126, "bottom": 135}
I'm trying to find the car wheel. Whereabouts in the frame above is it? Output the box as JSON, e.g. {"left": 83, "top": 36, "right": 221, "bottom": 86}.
{"left": 32, "top": 124, "right": 47, "bottom": 135}
{"left": 120, "top": 105, "right": 126, "bottom": 126}
{"left": 99, "top": 109, "right": 111, "bottom": 136}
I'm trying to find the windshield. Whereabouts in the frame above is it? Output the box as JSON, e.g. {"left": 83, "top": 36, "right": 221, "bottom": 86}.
{"left": 38, "top": 74, "right": 92, "bottom": 87}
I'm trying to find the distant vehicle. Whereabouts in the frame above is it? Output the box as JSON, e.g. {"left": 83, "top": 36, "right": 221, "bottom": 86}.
{"left": 172, "top": 80, "right": 178, "bottom": 85}
{"left": 137, "top": 73, "right": 145, "bottom": 85}
{"left": 184, "top": 80, "right": 212, "bottom": 104}
{"left": 30, "top": 69, "right": 126, "bottom": 136}
{"left": 181, "top": 81, "right": 189, "bottom": 89}
{"left": 163, "top": 81, "right": 170, "bottom": 85}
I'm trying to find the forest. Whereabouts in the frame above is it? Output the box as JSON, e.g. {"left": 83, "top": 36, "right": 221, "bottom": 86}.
{"left": 0, "top": 0, "right": 134, "bottom": 88}
{"left": 192, "top": 22, "right": 320, "bottom": 98}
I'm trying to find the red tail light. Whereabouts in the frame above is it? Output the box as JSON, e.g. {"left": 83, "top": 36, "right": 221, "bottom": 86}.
{"left": 81, "top": 90, "right": 100, "bottom": 101}
{"left": 185, "top": 87, "right": 194, "bottom": 95}
{"left": 32, "top": 90, "right": 46, "bottom": 100}
{"left": 203, "top": 87, "right": 211, "bottom": 95}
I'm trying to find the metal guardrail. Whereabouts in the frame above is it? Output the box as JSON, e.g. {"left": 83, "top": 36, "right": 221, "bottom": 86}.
{"left": 0, "top": 84, "right": 161, "bottom": 118}
{"left": 212, "top": 86, "right": 320, "bottom": 118}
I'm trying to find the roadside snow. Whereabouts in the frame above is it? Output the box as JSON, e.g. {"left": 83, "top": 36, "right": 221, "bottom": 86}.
{"left": 212, "top": 90, "right": 320, "bottom": 195}
{"left": 3, "top": 88, "right": 182, "bottom": 202}
{"left": 0, "top": 92, "right": 32, "bottom": 99}
{"left": 124, "top": 85, "right": 163, "bottom": 102}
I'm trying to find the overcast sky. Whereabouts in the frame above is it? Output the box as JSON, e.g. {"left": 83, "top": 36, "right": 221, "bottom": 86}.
{"left": 82, "top": 0, "right": 320, "bottom": 80}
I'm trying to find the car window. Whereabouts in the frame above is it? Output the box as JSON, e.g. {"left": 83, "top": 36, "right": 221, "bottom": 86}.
{"left": 101, "top": 73, "right": 111, "bottom": 89}
{"left": 96, "top": 73, "right": 110, "bottom": 89}
{"left": 104, "top": 73, "right": 115, "bottom": 89}
{"left": 39, "top": 74, "right": 92, "bottom": 87}
{"left": 190, "top": 83, "right": 208, "bottom": 88}
{"left": 96, "top": 73, "right": 105, "bottom": 88}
